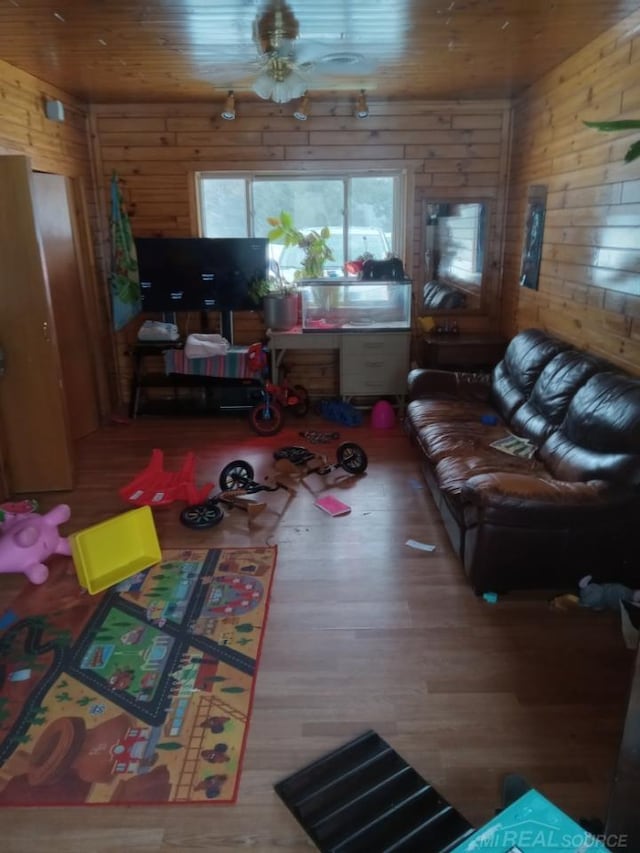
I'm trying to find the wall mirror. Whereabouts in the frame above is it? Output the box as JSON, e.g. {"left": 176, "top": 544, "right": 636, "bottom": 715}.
{"left": 419, "top": 199, "right": 491, "bottom": 313}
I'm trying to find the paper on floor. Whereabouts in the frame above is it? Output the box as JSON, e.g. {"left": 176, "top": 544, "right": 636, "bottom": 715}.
{"left": 405, "top": 539, "right": 436, "bottom": 552}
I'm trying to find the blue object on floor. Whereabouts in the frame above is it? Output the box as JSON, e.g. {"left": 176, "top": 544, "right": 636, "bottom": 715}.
{"left": 483, "top": 592, "right": 499, "bottom": 604}
{"left": 317, "top": 398, "right": 363, "bottom": 426}
{"left": 481, "top": 414, "right": 499, "bottom": 425}
{"left": 0, "top": 608, "right": 18, "bottom": 630}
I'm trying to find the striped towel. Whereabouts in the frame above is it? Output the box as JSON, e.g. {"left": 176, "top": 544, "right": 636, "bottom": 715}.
{"left": 164, "top": 346, "right": 256, "bottom": 379}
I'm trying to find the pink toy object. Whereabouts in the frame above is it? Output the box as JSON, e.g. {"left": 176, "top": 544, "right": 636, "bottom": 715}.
{"left": 0, "top": 504, "right": 71, "bottom": 584}
{"left": 371, "top": 399, "right": 396, "bottom": 429}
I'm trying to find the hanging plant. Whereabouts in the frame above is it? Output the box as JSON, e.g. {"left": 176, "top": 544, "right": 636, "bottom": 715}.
{"left": 583, "top": 119, "right": 640, "bottom": 163}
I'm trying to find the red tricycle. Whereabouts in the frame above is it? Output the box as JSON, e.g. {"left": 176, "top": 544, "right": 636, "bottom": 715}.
{"left": 246, "top": 345, "right": 309, "bottom": 435}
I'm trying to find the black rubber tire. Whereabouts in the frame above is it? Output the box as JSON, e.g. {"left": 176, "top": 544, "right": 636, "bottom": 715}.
{"left": 249, "top": 401, "right": 284, "bottom": 435}
{"left": 219, "top": 460, "right": 254, "bottom": 491}
{"left": 291, "top": 385, "right": 310, "bottom": 417}
{"left": 180, "top": 502, "right": 224, "bottom": 529}
{"left": 336, "top": 441, "right": 368, "bottom": 474}
{"left": 273, "top": 445, "right": 313, "bottom": 465}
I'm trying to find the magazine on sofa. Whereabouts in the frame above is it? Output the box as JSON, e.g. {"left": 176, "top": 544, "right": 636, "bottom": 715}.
{"left": 490, "top": 432, "right": 537, "bottom": 459}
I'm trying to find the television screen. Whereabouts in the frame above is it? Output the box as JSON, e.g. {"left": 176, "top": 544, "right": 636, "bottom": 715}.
{"left": 207, "top": 237, "right": 269, "bottom": 311}
{"left": 134, "top": 237, "right": 268, "bottom": 313}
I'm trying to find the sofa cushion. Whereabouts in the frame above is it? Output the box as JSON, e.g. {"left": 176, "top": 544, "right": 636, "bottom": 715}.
{"left": 509, "top": 350, "right": 605, "bottom": 444}
{"left": 491, "top": 328, "right": 571, "bottom": 422}
{"left": 540, "top": 372, "right": 640, "bottom": 484}
{"left": 406, "top": 397, "right": 505, "bottom": 463}
{"left": 435, "top": 452, "right": 547, "bottom": 495}
{"left": 423, "top": 279, "right": 467, "bottom": 309}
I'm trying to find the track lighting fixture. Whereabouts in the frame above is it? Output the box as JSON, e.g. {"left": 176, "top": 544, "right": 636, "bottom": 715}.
{"left": 355, "top": 89, "right": 369, "bottom": 119}
{"left": 221, "top": 90, "right": 236, "bottom": 120}
{"left": 293, "top": 92, "right": 311, "bottom": 121}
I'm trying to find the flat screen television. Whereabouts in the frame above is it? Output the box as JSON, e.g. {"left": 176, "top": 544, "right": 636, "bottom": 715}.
{"left": 134, "top": 237, "right": 269, "bottom": 313}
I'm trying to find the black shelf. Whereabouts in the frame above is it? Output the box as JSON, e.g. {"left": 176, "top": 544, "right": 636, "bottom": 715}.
{"left": 129, "top": 341, "right": 264, "bottom": 418}
{"left": 275, "top": 730, "right": 474, "bottom": 853}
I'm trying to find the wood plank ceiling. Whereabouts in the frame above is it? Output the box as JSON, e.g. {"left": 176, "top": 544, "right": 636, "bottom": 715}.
{"left": 1, "top": 1, "right": 639, "bottom": 104}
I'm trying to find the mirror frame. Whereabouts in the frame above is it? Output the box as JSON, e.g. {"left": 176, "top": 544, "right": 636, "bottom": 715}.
{"left": 417, "top": 195, "right": 495, "bottom": 315}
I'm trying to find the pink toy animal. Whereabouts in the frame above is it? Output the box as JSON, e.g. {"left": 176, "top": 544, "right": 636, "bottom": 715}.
{"left": 0, "top": 504, "right": 71, "bottom": 584}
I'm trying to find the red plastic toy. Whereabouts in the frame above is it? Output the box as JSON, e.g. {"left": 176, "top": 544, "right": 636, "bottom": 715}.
{"left": 119, "top": 449, "right": 213, "bottom": 508}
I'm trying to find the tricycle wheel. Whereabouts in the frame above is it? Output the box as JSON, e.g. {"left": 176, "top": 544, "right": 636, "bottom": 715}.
{"left": 219, "top": 460, "right": 254, "bottom": 491}
{"left": 180, "top": 502, "right": 224, "bottom": 529}
{"left": 249, "top": 401, "right": 284, "bottom": 435}
{"left": 337, "top": 441, "right": 368, "bottom": 474}
{"left": 290, "top": 385, "right": 310, "bottom": 417}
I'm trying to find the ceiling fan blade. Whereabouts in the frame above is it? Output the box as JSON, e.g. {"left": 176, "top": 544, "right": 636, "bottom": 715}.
{"left": 311, "top": 55, "right": 378, "bottom": 77}
{"left": 292, "top": 40, "right": 338, "bottom": 64}
{"left": 292, "top": 41, "right": 378, "bottom": 76}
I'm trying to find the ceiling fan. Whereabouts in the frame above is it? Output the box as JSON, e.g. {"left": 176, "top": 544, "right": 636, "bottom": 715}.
{"left": 234, "top": 0, "right": 377, "bottom": 103}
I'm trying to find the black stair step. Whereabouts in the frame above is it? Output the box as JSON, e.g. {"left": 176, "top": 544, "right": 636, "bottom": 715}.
{"left": 274, "top": 730, "right": 474, "bottom": 853}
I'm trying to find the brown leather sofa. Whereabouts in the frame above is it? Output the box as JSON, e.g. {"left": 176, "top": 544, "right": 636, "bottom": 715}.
{"left": 405, "top": 328, "right": 640, "bottom": 594}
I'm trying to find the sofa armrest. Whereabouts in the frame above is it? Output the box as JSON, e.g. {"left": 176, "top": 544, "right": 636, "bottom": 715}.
{"left": 408, "top": 368, "right": 491, "bottom": 401}
{"left": 461, "top": 472, "right": 635, "bottom": 524}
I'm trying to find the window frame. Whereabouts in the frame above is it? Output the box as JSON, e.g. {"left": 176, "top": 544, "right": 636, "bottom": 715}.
{"left": 195, "top": 169, "right": 407, "bottom": 267}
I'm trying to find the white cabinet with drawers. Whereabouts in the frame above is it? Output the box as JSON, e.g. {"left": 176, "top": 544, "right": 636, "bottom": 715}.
{"left": 268, "top": 328, "right": 411, "bottom": 405}
{"left": 340, "top": 332, "right": 410, "bottom": 399}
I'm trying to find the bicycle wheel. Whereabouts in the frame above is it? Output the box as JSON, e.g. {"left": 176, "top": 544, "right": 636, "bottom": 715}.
{"left": 336, "top": 441, "right": 368, "bottom": 474}
{"left": 249, "top": 401, "right": 284, "bottom": 436}
{"left": 180, "top": 502, "right": 224, "bottom": 529}
{"left": 290, "top": 384, "right": 310, "bottom": 417}
{"left": 219, "top": 460, "right": 254, "bottom": 491}
{"left": 273, "top": 445, "right": 312, "bottom": 465}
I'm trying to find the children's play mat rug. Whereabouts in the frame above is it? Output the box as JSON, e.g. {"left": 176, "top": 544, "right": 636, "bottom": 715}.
{"left": 0, "top": 546, "right": 277, "bottom": 806}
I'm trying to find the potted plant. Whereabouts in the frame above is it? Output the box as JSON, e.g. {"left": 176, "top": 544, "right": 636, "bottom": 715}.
{"left": 248, "top": 271, "right": 299, "bottom": 332}
{"left": 262, "top": 212, "right": 335, "bottom": 326}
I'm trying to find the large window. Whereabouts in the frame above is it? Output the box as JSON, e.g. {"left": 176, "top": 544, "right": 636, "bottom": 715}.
{"left": 197, "top": 172, "right": 403, "bottom": 283}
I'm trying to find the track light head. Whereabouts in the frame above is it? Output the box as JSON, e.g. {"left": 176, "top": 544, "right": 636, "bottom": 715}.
{"left": 293, "top": 92, "right": 311, "bottom": 121}
{"left": 355, "top": 89, "right": 369, "bottom": 119}
{"left": 221, "top": 90, "right": 236, "bottom": 120}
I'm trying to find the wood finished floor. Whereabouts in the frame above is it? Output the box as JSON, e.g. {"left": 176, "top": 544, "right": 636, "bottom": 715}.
{"left": 0, "top": 413, "right": 633, "bottom": 852}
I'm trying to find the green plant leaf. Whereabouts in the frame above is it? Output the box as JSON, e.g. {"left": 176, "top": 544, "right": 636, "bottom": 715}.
{"left": 280, "top": 210, "right": 293, "bottom": 228}
{"left": 584, "top": 119, "right": 640, "bottom": 132}
{"left": 624, "top": 140, "right": 640, "bottom": 163}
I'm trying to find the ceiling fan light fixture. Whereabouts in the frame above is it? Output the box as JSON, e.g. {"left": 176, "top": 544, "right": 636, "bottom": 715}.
{"left": 356, "top": 89, "right": 369, "bottom": 119}
{"left": 293, "top": 92, "right": 310, "bottom": 121}
{"left": 253, "top": 68, "right": 307, "bottom": 103}
{"left": 221, "top": 90, "right": 236, "bottom": 120}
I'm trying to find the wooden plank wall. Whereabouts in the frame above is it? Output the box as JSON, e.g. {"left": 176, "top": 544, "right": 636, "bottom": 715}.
{"left": 0, "top": 58, "right": 89, "bottom": 175}
{"left": 502, "top": 10, "right": 640, "bottom": 376}
{"left": 90, "top": 99, "right": 511, "bottom": 401}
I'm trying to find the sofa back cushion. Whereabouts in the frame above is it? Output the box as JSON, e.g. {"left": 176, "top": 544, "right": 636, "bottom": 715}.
{"left": 491, "top": 328, "right": 570, "bottom": 422}
{"left": 423, "top": 279, "right": 467, "bottom": 310}
{"left": 540, "top": 372, "right": 640, "bottom": 484}
{"left": 510, "top": 350, "right": 605, "bottom": 444}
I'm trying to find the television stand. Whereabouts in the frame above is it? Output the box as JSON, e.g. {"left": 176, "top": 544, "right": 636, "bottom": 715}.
{"left": 128, "top": 339, "right": 262, "bottom": 418}
{"left": 198, "top": 308, "right": 234, "bottom": 344}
